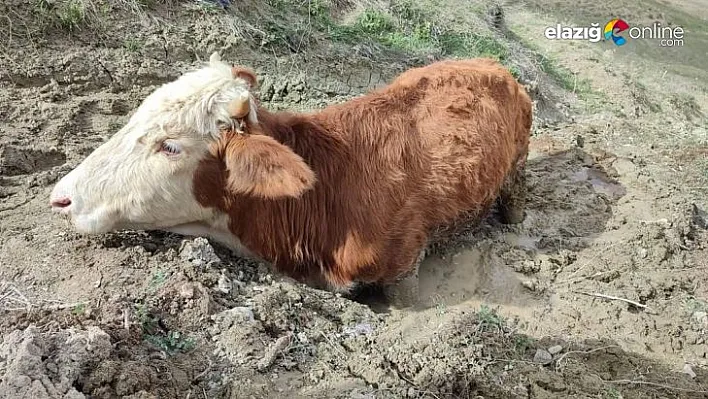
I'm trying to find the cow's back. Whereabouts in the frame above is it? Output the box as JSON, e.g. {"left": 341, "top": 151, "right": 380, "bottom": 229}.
{"left": 387, "top": 58, "right": 532, "bottom": 229}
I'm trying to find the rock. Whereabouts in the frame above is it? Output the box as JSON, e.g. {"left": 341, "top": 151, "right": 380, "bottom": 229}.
{"left": 548, "top": 345, "right": 563, "bottom": 355}
{"left": 216, "top": 271, "right": 232, "bottom": 294}
{"left": 342, "top": 323, "right": 374, "bottom": 337}
{"left": 691, "top": 311, "right": 708, "bottom": 325}
{"left": 533, "top": 348, "right": 553, "bottom": 365}
{"left": 522, "top": 280, "right": 537, "bottom": 291}
{"left": 514, "top": 260, "right": 540, "bottom": 274}
{"left": 575, "top": 135, "right": 585, "bottom": 148}
{"left": 179, "top": 237, "right": 220, "bottom": 268}
{"left": 179, "top": 283, "right": 195, "bottom": 299}
{"left": 692, "top": 204, "right": 708, "bottom": 229}
{"left": 637, "top": 248, "right": 648, "bottom": 259}
{"left": 683, "top": 363, "right": 697, "bottom": 379}
{"left": 257, "top": 333, "right": 292, "bottom": 371}
{"left": 611, "top": 157, "right": 637, "bottom": 177}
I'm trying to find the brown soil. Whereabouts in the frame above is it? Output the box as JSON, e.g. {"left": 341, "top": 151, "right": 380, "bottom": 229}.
{"left": 1, "top": 0, "right": 707, "bottom": 398}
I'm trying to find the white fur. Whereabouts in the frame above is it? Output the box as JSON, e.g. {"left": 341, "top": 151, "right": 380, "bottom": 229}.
{"left": 50, "top": 52, "right": 255, "bottom": 236}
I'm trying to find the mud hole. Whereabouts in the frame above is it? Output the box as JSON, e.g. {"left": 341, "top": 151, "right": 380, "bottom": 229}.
{"left": 2, "top": 1, "right": 708, "bottom": 398}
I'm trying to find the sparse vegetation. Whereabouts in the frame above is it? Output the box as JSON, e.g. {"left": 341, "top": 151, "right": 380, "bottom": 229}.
{"left": 604, "top": 387, "right": 623, "bottom": 399}
{"left": 71, "top": 303, "right": 86, "bottom": 315}
{"left": 134, "top": 302, "right": 160, "bottom": 332}
{"left": 123, "top": 37, "right": 143, "bottom": 52}
{"left": 148, "top": 269, "right": 168, "bottom": 293}
{"left": 513, "top": 335, "right": 534, "bottom": 353}
{"left": 477, "top": 304, "right": 504, "bottom": 330}
{"left": 670, "top": 93, "right": 704, "bottom": 121}
{"left": 336, "top": 3, "right": 510, "bottom": 61}
{"left": 56, "top": 0, "right": 86, "bottom": 30}
{"left": 35, "top": 0, "right": 87, "bottom": 31}
{"left": 146, "top": 330, "right": 196, "bottom": 355}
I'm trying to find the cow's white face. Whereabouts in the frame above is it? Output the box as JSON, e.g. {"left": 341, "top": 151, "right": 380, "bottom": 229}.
{"left": 50, "top": 53, "right": 258, "bottom": 234}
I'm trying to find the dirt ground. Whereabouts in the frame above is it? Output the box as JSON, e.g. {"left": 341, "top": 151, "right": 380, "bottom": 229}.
{"left": 1, "top": 0, "right": 707, "bottom": 398}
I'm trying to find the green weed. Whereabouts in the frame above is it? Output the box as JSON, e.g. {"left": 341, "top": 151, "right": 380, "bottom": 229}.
{"left": 478, "top": 304, "right": 504, "bottom": 328}
{"left": 146, "top": 331, "right": 196, "bottom": 354}
{"left": 514, "top": 335, "right": 534, "bottom": 353}
{"left": 604, "top": 387, "right": 623, "bottom": 399}
{"left": 57, "top": 0, "right": 86, "bottom": 31}
{"left": 71, "top": 303, "right": 86, "bottom": 315}
{"left": 123, "top": 37, "right": 143, "bottom": 52}
{"left": 134, "top": 302, "right": 160, "bottom": 333}
{"left": 148, "top": 270, "right": 168, "bottom": 293}
{"left": 35, "top": 0, "right": 87, "bottom": 31}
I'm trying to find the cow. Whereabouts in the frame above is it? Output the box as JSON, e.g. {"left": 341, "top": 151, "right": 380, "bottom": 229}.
{"left": 50, "top": 52, "right": 532, "bottom": 307}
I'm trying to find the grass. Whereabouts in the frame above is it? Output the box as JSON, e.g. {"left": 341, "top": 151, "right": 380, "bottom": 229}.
{"left": 262, "top": 0, "right": 510, "bottom": 61}
{"left": 531, "top": 47, "right": 592, "bottom": 94}
{"left": 258, "top": 0, "right": 585, "bottom": 89}
{"left": 123, "top": 37, "right": 143, "bottom": 52}
{"left": 35, "top": 0, "right": 88, "bottom": 31}
{"left": 339, "top": 5, "right": 510, "bottom": 61}
{"left": 29, "top": 0, "right": 577, "bottom": 96}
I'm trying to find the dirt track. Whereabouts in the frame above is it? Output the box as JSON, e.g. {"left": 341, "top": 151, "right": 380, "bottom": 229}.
{"left": 1, "top": 0, "right": 707, "bottom": 398}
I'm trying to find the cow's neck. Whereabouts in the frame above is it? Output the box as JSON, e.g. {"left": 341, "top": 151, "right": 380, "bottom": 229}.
{"left": 220, "top": 108, "right": 352, "bottom": 276}
{"left": 253, "top": 108, "right": 347, "bottom": 156}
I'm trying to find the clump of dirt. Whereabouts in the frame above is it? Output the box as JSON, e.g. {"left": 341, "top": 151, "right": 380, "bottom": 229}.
{"left": 0, "top": 325, "right": 112, "bottom": 399}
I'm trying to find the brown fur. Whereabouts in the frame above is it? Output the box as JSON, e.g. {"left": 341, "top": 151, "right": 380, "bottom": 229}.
{"left": 193, "top": 58, "right": 533, "bottom": 291}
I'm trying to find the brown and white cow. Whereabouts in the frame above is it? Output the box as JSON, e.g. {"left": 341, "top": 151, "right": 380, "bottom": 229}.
{"left": 50, "top": 52, "right": 532, "bottom": 306}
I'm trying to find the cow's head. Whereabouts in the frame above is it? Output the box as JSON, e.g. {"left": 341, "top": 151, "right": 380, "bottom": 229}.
{"left": 50, "top": 52, "right": 315, "bottom": 235}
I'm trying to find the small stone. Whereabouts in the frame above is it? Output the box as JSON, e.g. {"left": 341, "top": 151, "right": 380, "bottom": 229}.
{"left": 692, "top": 204, "right": 708, "bottom": 229}
{"left": 575, "top": 135, "right": 585, "bottom": 148}
{"left": 692, "top": 311, "right": 707, "bottom": 325}
{"left": 636, "top": 247, "right": 647, "bottom": 259}
{"left": 179, "top": 237, "right": 220, "bottom": 267}
{"left": 179, "top": 283, "right": 195, "bottom": 299}
{"left": 514, "top": 260, "right": 540, "bottom": 274}
{"left": 342, "top": 323, "right": 374, "bottom": 337}
{"left": 522, "top": 280, "right": 537, "bottom": 291}
{"left": 297, "top": 332, "right": 309, "bottom": 344}
{"left": 548, "top": 345, "right": 563, "bottom": 355}
{"left": 533, "top": 348, "right": 553, "bottom": 365}
{"left": 217, "top": 272, "right": 231, "bottom": 294}
{"left": 683, "top": 363, "right": 697, "bottom": 379}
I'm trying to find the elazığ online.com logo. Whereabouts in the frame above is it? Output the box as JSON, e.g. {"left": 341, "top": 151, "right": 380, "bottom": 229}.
{"left": 545, "top": 18, "right": 685, "bottom": 47}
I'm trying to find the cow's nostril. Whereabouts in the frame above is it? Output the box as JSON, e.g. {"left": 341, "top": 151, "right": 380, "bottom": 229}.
{"left": 51, "top": 197, "right": 72, "bottom": 209}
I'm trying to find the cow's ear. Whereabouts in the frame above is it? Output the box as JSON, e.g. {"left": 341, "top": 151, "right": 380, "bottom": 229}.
{"left": 231, "top": 66, "right": 257, "bottom": 90}
{"left": 224, "top": 134, "right": 316, "bottom": 198}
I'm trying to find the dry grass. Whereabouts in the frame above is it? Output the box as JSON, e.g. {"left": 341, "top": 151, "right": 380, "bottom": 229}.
{"left": 0, "top": 280, "right": 85, "bottom": 312}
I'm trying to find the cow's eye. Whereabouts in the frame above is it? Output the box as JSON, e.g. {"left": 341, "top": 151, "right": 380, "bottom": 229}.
{"left": 159, "top": 140, "right": 182, "bottom": 156}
